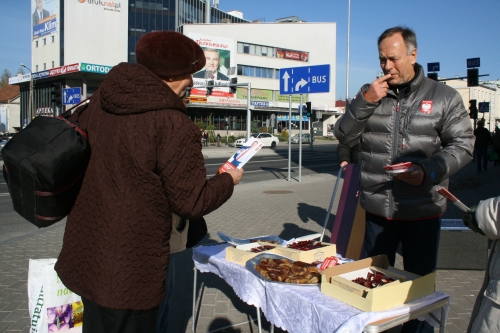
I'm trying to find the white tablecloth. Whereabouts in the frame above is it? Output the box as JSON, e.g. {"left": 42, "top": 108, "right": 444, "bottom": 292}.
{"left": 193, "top": 243, "right": 450, "bottom": 333}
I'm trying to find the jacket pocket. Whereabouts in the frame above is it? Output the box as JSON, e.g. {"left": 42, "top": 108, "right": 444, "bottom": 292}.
{"left": 484, "top": 279, "right": 500, "bottom": 306}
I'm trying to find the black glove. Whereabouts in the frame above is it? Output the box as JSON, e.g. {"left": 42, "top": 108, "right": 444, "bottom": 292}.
{"left": 462, "top": 206, "right": 485, "bottom": 235}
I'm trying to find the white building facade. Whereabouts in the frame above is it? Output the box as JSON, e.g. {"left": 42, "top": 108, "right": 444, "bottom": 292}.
{"left": 182, "top": 22, "right": 338, "bottom": 136}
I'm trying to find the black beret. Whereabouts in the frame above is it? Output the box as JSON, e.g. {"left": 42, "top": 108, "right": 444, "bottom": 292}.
{"left": 135, "top": 31, "right": 206, "bottom": 79}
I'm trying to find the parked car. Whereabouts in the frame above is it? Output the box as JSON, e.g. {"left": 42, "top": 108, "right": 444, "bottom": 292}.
{"left": 291, "top": 133, "right": 315, "bottom": 144}
{"left": 234, "top": 133, "right": 279, "bottom": 148}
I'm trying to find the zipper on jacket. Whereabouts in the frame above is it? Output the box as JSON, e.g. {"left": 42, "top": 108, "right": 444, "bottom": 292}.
{"left": 390, "top": 97, "right": 401, "bottom": 217}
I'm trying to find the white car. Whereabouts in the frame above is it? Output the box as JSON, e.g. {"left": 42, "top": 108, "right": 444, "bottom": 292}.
{"left": 234, "top": 133, "right": 279, "bottom": 148}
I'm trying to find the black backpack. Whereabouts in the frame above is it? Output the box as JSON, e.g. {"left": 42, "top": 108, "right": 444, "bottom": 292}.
{"left": 1, "top": 100, "right": 90, "bottom": 228}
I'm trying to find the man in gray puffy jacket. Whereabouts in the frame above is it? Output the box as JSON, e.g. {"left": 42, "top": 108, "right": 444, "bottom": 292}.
{"left": 334, "top": 26, "right": 474, "bottom": 332}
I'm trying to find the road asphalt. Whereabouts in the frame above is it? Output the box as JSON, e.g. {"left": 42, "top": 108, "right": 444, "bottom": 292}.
{"left": 0, "top": 139, "right": 494, "bottom": 333}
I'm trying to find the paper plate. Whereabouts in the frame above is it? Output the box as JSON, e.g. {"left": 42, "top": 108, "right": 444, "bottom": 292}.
{"left": 245, "top": 253, "right": 320, "bottom": 287}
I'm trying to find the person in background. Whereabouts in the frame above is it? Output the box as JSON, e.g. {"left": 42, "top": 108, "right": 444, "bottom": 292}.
{"left": 203, "top": 131, "right": 209, "bottom": 147}
{"left": 473, "top": 119, "right": 492, "bottom": 172}
{"left": 492, "top": 127, "right": 500, "bottom": 166}
{"left": 55, "top": 31, "right": 243, "bottom": 333}
{"left": 334, "top": 26, "right": 474, "bottom": 333}
{"left": 216, "top": 133, "right": 221, "bottom": 147}
{"left": 463, "top": 197, "right": 500, "bottom": 333}
{"left": 193, "top": 48, "right": 229, "bottom": 81}
{"left": 32, "top": 0, "right": 50, "bottom": 26}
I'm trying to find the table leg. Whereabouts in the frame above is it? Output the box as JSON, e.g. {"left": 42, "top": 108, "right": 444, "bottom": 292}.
{"left": 193, "top": 267, "right": 197, "bottom": 333}
{"left": 439, "top": 306, "right": 445, "bottom": 333}
{"left": 256, "top": 307, "right": 262, "bottom": 333}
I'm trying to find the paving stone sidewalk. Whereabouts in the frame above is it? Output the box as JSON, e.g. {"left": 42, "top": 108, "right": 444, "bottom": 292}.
{"left": 0, "top": 143, "right": 497, "bottom": 333}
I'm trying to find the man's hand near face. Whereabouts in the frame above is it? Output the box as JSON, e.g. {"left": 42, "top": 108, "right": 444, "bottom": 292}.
{"left": 363, "top": 74, "right": 391, "bottom": 103}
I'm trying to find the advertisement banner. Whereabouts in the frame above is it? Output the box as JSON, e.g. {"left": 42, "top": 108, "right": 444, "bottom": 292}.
{"left": 64, "top": 0, "right": 127, "bottom": 67}
{"left": 32, "top": 0, "right": 58, "bottom": 40}
{"left": 276, "top": 93, "right": 305, "bottom": 103}
{"left": 187, "top": 33, "right": 235, "bottom": 100}
{"left": 277, "top": 114, "right": 308, "bottom": 122}
{"left": 33, "top": 70, "right": 50, "bottom": 80}
{"left": 9, "top": 74, "right": 31, "bottom": 85}
{"left": 80, "top": 63, "right": 113, "bottom": 74}
{"left": 276, "top": 48, "right": 309, "bottom": 62}
{"left": 237, "top": 88, "right": 273, "bottom": 101}
{"left": 49, "top": 64, "right": 80, "bottom": 77}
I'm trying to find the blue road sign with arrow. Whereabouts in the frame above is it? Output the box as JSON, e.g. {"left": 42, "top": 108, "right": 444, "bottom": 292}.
{"left": 63, "top": 87, "right": 81, "bottom": 105}
{"left": 279, "top": 64, "right": 330, "bottom": 95}
{"left": 427, "top": 62, "right": 440, "bottom": 72}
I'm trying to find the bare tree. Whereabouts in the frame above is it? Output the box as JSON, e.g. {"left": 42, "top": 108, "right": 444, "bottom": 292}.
{"left": 0, "top": 69, "right": 13, "bottom": 88}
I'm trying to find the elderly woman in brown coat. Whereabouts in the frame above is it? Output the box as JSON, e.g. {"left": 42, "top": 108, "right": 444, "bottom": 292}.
{"left": 55, "top": 32, "right": 243, "bottom": 333}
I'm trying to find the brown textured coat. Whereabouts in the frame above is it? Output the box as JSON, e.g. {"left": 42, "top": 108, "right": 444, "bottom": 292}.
{"left": 55, "top": 63, "right": 234, "bottom": 310}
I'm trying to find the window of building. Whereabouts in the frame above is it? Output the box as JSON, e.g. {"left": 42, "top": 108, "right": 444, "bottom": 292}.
{"left": 52, "top": 61, "right": 54, "bottom": 68}
{"left": 43, "top": 63, "right": 46, "bottom": 70}
{"left": 237, "top": 65, "right": 278, "bottom": 80}
{"left": 43, "top": 38, "right": 46, "bottom": 45}
{"left": 35, "top": 41, "right": 38, "bottom": 48}
{"left": 36, "top": 65, "right": 38, "bottom": 71}
{"left": 52, "top": 36, "right": 55, "bottom": 43}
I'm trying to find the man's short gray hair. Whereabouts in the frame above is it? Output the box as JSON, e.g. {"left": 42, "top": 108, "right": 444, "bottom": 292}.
{"left": 378, "top": 26, "right": 417, "bottom": 55}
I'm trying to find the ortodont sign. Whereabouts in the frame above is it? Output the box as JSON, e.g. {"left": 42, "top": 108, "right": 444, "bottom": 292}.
{"left": 80, "top": 63, "right": 113, "bottom": 74}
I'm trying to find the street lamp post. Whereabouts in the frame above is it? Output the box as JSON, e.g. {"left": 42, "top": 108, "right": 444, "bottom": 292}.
{"left": 20, "top": 63, "right": 34, "bottom": 126}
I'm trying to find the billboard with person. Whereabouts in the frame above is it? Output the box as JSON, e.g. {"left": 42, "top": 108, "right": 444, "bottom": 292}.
{"left": 187, "top": 33, "right": 235, "bottom": 99}
{"left": 32, "top": 0, "right": 58, "bottom": 40}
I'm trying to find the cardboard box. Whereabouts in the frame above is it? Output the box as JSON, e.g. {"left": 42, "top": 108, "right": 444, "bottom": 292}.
{"left": 321, "top": 255, "right": 435, "bottom": 312}
{"left": 268, "top": 242, "right": 337, "bottom": 263}
{"left": 225, "top": 242, "right": 276, "bottom": 265}
{"left": 329, "top": 266, "right": 408, "bottom": 297}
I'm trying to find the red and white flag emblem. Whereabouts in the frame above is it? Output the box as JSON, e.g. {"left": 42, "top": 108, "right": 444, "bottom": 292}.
{"left": 420, "top": 101, "right": 433, "bottom": 114}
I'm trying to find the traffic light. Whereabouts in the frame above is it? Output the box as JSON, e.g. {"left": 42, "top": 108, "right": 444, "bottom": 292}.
{"left": 206, "top": 80, "right": 214, "bottom": 96}
{"left": 469, "top": 99, "right": 478, "bottom": 119}
{"left": 306, "top": 102, "right": 312, "bottom": 117}
{"left": 467, "top": 68, "right": 479, "bottom": 87}
{"left": 229, "top": 77, "right": 237, "bottom": 94}
{"left": 51, "top": 83, "right": 62, "bottom": 106}
{"left": 427, "top": 73, "right": 438, "bottom": 81}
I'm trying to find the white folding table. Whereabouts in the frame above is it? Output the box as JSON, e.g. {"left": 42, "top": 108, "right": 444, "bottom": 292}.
{"left": 192, "top": 243, "right": 449, "bottom": 333}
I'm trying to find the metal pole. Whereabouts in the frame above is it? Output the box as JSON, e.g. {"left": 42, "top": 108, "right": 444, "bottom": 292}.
{"left": 288, "top": 95, "right": 292, "bottom": 181}
{"left": 246, "top": 83, "right": 251, "bottom": 140}
{"left": 299, "top": 94, "right": 303, "bottom": 182}
{"left": 346, "top": 0, "right": 351, "bottom": 106}
{"left": 21, "top": 63, "right": 34, "bottom": 125}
